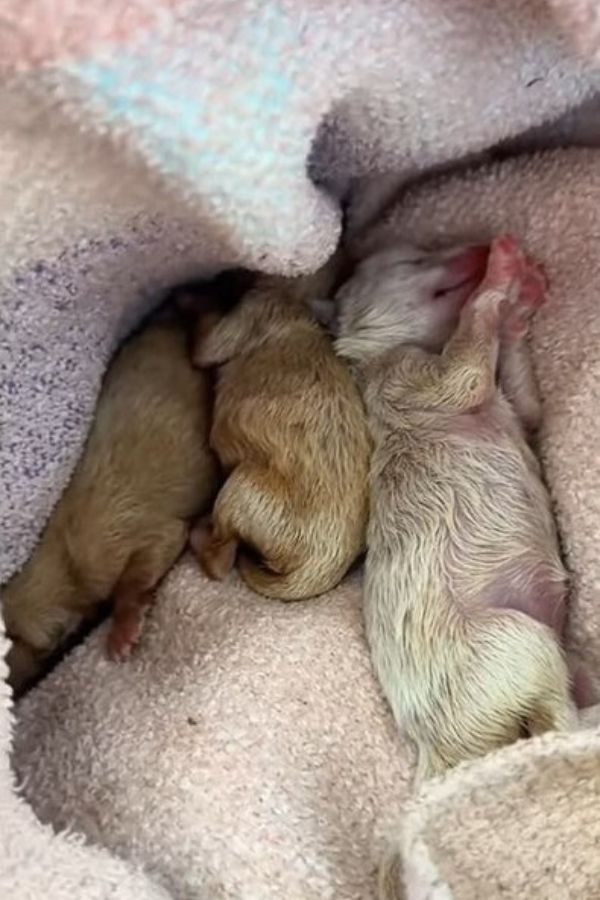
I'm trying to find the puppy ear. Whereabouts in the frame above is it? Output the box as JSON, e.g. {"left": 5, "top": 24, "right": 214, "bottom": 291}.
{"left": 193, "top": 304, "right": 251, "bottom": 368}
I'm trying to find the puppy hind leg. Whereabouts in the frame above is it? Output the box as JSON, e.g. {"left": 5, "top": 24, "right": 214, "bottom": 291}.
{"left": 189, "top": 515, "right": 238, "bottom": 580}
{"left": 106, "top": 577, "right": 153, "bottom": 661}
{"left": 106, "top": 519, "right": 188, "bottom": 660}
{"left": 498, "top": 256, "right": 546, "bottom": 433}
{"left": 499, "top": 338, "right": 542, "bottom": 434}
{"left": 5, "top": 639, "right": 45, "bottom": 697}
{"left": 202, "top": 465, "right": 299, "bottom": 592}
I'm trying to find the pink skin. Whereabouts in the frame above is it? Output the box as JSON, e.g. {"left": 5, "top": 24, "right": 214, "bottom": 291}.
{"left": 429, "top": 240, "right": 545, "bottom": 435}
{"left": 461, "top": 234, "right": 535, "bottom": 323}
{"left": 434, "top": 245, "right": 490, "bottom": 302}
{"left": 106, "top": 600, "right": 148, "bottom": 662}
{"left": 433, "top": 240, "right": 546, "bottom": 333}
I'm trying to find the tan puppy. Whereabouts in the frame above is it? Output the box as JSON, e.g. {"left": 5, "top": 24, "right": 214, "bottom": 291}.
{"left": 190, "top": 264, "right": 371, "bottom": 600}
{"left": 3, "top": 312, "right": 219, "bottom": 692}
{"left": 335, "top": 235, "right": 574, "bottom": 781}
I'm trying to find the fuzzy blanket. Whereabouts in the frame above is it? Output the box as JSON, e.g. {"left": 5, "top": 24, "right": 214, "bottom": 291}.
{"left": 4, "top": 2, "right": 600, "bottom": 898}
{"left": 12, "top": 143, "right": 600, "bottom": 899}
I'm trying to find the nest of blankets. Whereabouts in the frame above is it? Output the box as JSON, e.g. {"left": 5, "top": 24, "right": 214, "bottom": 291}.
{"left": 4, "top": 2, "right": 600, "bottom": 898}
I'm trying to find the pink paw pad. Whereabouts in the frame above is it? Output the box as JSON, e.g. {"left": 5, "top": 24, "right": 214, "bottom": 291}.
{"left": 106, "top": 616, "right": 142, "bottom": 661}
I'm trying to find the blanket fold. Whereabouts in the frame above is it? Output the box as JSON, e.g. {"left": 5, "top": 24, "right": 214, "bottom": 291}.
{"left": 4, "top": 2, "right": 600, "bottom": 898}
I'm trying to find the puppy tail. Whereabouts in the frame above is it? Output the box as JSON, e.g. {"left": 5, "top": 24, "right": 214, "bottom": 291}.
{"left": 413, "top": 609, "right": 573, "bottom": 780}
{"left": 208, "top": 464, "right": 351, "bottom": 600}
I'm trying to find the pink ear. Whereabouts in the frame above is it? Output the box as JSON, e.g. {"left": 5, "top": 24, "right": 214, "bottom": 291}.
{"left": 432, "top": 245, "right": 490, "bottom": 309}
{"left": 438, "top": 245, "right": 490, "bottom": 293}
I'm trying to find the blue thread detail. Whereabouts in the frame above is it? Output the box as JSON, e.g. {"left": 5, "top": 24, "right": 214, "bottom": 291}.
{"left": 65, "top": 2, "right": 297, "bottom": 184}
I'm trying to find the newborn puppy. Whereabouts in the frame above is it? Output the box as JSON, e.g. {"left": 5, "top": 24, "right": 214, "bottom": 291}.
{"left": 335, "top": 235, "right": 573, "bottom": 779}
{"left": 190, "top": 262, "right": 371, "bottom": 600}
{"left": 3, "top": 311, "right": 219, "bottom": 692}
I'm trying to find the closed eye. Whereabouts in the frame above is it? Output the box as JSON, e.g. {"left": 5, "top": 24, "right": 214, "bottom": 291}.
{"left": 433, "top": 274, "right": 475, "bottom": 299}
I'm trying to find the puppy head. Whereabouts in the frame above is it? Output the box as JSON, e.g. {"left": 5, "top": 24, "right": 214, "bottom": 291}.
{"left": 194, "top": 283, "right": 311, "bottom": 368}
{"left": 334, "top": 242, "right": 489, "bottom": 363}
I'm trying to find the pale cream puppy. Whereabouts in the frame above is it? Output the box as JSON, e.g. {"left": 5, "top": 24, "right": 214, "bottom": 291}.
{"left": 335, "top": 235, "right": 574, "bottom": 781}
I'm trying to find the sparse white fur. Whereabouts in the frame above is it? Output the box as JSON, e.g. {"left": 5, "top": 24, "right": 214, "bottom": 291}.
{"left": 335, "top": 237, "right": 573, "bottom": 782}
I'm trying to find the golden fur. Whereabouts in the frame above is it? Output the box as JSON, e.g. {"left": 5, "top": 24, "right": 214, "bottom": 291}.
{"left": 335, "top": 235, "right": 573, "bottom": 782}
{"left": 3, "top": 314, "right": 218, "bottom": 692}
{"left": 190, "top": 265, "right": 371, "bottom": 599}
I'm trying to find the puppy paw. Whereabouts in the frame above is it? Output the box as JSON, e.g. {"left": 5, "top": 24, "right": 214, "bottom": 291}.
{"left": 190, "top": 519, "right": 237, "bottom": 580}
{"left": 503, "top": 256, "right": 547, "bottom": 340}
{"left": 485, "top": 234, "right": 524, "bottom": 288}
{"left": 468, "top": 235, "right": 524, "bottom": 324}
{"left": 106, "top": 614, "right": 143, "bottom": 662}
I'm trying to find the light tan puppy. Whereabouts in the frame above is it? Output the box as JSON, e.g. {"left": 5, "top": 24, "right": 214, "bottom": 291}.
{"left": 3, "top": 312, "right": 219, "bottom": 692}
{"left": 335, "top": 235, "right": 574, "bottom": 781}
{"left": 190, "top": 265, "right": 371, "bottom": 600}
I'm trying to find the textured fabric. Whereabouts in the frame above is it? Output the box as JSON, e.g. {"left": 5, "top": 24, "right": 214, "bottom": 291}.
{"left": 15, "top": 142, "right": 600, "bottom": 900}
{"left": 14, "top": 144, "right": 600, "bottom": 899}
{"left": 397, "top": 717, "right": 600, "bottom": 900}
{"left": 12, "top": 565, "right": 410, "bottom": 900}
{"left": 3, "top": 0, "right": 600, "bottom": 584}
{"left": 4, "top": 3, "right": 600, "bottom": 899}
{"left": 0, "top": 653, "right": 169, "bottom": 898}
{"left": 547, "top": 0, "right": 600, "bottom": 56}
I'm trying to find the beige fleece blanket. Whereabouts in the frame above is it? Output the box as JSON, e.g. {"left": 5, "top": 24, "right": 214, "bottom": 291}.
{"left": 12, "top": 146, "right": 600, "bottom": 899}
{"left": 13, "top": 566, "right": 411, "bottom": 899}
{"left": 5, "top": 2, "right": 600, "bottom": 899}
{"left": 3, "top": 0, "right": 600, "bottom": 586}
